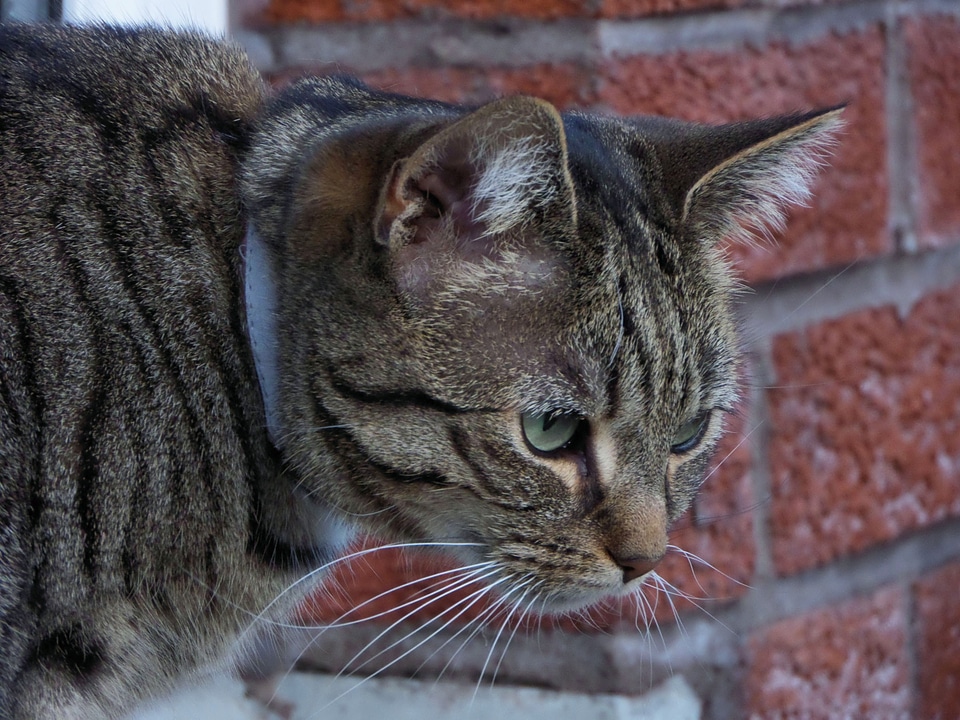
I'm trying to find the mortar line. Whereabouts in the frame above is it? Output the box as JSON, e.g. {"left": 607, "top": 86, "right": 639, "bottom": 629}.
{"left": 718, "top": 515, "right": 960, "bottom": 634}
{"left": 737, "top": 242, "right": 960, "bottom": 339}
{"left": 884, "top": 0, "right": 920, "bottom": 254}
{"left": 744, "top": 346, "right": 776, "bottom": 584}
{"left": 236, "top": 0, "right": 954, "bottom": 74}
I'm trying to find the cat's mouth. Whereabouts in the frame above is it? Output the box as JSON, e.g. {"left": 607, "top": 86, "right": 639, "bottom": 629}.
{"left": 441, "top": 534, "right": 655, "bottom": 613}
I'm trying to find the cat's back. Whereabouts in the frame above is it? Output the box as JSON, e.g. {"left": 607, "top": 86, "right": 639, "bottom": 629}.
{"left": 0, "top": 26, "right": 273, "bottom": 717}
{"left": 0, "top": 23, "right": 261, "bottom": 131}
{"left": 0, "top": 24, "right": 262, "bottom": 215}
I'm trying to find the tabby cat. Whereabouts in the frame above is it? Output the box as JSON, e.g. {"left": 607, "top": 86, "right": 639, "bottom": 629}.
{"left": 0, "top": 23, "right": 841, "bottom": 719}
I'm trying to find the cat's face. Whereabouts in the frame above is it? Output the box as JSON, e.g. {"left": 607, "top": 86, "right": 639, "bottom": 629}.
{"left": 256, "top": 84, "right": 840, "bottom": 611}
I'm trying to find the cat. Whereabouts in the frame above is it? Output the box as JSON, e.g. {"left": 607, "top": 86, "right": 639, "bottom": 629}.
{"left": 0, "top": 22, "right": 842, "bottom": 719}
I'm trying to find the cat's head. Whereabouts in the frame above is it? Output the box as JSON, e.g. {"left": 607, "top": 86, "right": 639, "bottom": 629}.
{"left": 244, "top": 79, "right": 841, "bottom": 610}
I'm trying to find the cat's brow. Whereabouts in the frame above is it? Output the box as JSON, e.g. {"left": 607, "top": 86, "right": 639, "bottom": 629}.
{"left": 326, "top": 364, "right": 498, "bottom": 414}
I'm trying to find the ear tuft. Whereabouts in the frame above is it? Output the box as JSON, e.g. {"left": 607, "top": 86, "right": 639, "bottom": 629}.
{"left": 471, "top": 133, "right": 563, "bottom": 236}
{"left": 376, "top": 96, "right": 574, "bottom": 298}
{"left": 686, "top": 107, "right": 845, "bottom": 245}
{"left": 378, "top": 96, "right": 572, "bottom": 251}
{"left": 639, "top": 106, "right": 845, "bottom": 246}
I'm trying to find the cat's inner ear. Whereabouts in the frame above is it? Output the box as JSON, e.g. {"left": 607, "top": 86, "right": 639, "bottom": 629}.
{"left": 641, "top": 107, "right": 845, "bottom": 244}
{"left": 376, "top": 96, "right": 574, "bottom": 294}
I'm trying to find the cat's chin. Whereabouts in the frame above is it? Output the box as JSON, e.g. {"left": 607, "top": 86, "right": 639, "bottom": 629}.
{"left": 546, "top": 573, "right": 656, "bottom": 612}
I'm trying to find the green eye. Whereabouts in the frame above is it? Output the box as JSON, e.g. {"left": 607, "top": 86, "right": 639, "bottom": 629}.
{"left": 522, "top": 411, "right": 583, "bottom": 454}
{"left": 671, "top": 412, "right": 710, "bottom": 454}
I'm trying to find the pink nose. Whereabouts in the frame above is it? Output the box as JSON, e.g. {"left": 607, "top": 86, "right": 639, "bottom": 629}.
{"left": 613, "top": 555, "right": 662, "bottom": 584}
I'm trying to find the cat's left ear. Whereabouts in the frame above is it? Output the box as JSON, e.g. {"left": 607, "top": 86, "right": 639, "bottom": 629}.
{"left": 641, "top": 107, "right": 845, "bottom": 243}
{"left": 376, "top": 96, "right": 574, "bottom": 294}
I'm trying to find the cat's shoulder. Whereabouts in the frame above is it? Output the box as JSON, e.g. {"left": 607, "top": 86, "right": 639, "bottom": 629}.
{"left": 0, "top": 23, "right": 262, "bottom": 121}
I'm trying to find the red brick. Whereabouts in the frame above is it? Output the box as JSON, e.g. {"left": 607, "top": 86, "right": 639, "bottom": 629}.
{"left": 745, "top": 587, "right": 911, "bottom": 718}
{"left": 651, "top": 411, "right": 756, "bottom": 614}
{"left": 915, "top": 562, "right": 960, "bottom": 719}
{"left": 363, "top": 64, "right": 596, "bottom": 110}
{"left": 598, "top": 27, "right": 889, "bottom": 283}
{"left": 904, "top": 15, "right": 960, "bottom": 248}
{"left": 261, "top": 0, "right": 592, "bottom": 23}
{"left": 768, "top": 283, "right": 960, "bottom": 575}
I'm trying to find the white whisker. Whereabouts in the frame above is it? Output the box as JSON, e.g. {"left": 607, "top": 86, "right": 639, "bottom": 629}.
{"left": 488, "top": 583, "right": 542, "bottom": 688}
{"left": 334, "top": 569, "right": 505, "bottom": 677}
{"left": 265, "top": 563, "right": 499, "bottom": 709}
{"left": 667, "top": 544, "right": 751, "bottom": 592}
{"left": 699, "top": 419, "right": 764, "bottom": 487}
{"left": 311, "top": 577, "right": 515, "bottom": 718}
{"left": 471, "top": 580, "right": 536, "bottom": 707}
{"left": 234, "top": 541, "right": 484, "bottom": 651}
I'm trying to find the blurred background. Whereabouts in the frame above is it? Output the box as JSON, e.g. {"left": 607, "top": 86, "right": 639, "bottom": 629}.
{"left": 6, "top": 0, "right": 959, "bottom": 717}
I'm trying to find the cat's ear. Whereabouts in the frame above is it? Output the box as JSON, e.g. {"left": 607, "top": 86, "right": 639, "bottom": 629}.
{"left": 376, "top": 96, "right": 573, "bottom": 294}
{"left": 642, "top": 107, "right": 844, "bottom": 243}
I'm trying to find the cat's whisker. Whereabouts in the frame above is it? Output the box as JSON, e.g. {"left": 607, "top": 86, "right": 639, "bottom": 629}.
{"left": 650, "top": 572, "right": 737, "bottom": 637}
{"left": 334, "top": 571, "right": 509, "bottom": 679}
{"left": 304, "top": 562, "right": 499, "bottom": 631}
{"left": 648, "top": 574, "right": 690, "bottom": 647}
{"left": 234, "top": 541, "right": 484, "bottom": 649}
{"left": 634, "top": 578, "right": 670, "bottom": 655}
{"left": 488, "top": 583, "right": 543, "bottom": 689}
{"left": 631, "top": 599, "right": 658, "bottom": 690}
{"left": 311, "top": 579, "right": 516, "bottom": 719}
{"left": 666, "top": 544, "right": 752, "bottom": 592}
{"left": 470, "top": 580, "right": 537, "bottom": 707}
{"left": 422, "top": 587, "right": 519, "bottom": 681}
{"left": 266, "top": 564, "right": 502, "bottom": 707}
{"left": 744, "top": 380, "right": 835, "bottom": 391}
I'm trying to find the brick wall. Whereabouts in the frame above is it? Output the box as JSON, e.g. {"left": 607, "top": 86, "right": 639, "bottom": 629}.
{"left": 234, "top": 2, "right": 960, "bottom": 717}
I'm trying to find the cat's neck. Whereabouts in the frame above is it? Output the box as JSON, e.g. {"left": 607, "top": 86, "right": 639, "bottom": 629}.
{"left": 243, "top": 225, "right": 283, "bottom": 447}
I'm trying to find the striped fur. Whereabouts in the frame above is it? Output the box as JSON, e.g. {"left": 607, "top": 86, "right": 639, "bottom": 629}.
{"left": 0, "top": 24, "right": 841, "bottom": 718}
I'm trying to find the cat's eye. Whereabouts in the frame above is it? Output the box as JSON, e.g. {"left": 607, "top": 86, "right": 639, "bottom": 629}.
{"left": 522, "top": 411, "right": 583, "bottom": 454}
{"left": 670, "top": 412, "right": 710, "bottom": 454}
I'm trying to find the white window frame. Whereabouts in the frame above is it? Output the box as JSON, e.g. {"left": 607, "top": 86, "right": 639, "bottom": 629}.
{"left": 62, "top": 0, "right": 227, "bottom": 34}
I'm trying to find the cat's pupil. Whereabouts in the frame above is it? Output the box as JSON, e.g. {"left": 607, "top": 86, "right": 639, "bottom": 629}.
{"left": 522, "top": 411, "right": 582, "bottom": 454}
{"left": 670, "top": 412, "right": 710, "bottom": 454}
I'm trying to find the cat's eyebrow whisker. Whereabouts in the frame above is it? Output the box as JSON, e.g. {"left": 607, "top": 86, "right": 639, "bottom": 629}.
{"left": 772, "top": 254, "right": 861, "bottom": 327}
{"left": 698, "top": 419, "right": 764, "bottom": 487}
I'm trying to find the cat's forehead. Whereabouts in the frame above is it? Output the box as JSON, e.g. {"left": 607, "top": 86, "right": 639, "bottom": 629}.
{"left": 561, "top": 113, "right": 675, "bottom": 239}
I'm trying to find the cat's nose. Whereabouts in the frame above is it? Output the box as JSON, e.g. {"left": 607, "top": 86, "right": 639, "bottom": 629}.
{"left": 613, "top": 554, "right": 662, "bottom": 584}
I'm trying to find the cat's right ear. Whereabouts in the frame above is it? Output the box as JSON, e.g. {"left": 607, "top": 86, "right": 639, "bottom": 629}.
{"left": 642, "top": 107, "right": 845, "bottom": 245}
{"left": 375, "top": 96, "right": 574, "bottom": 296}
